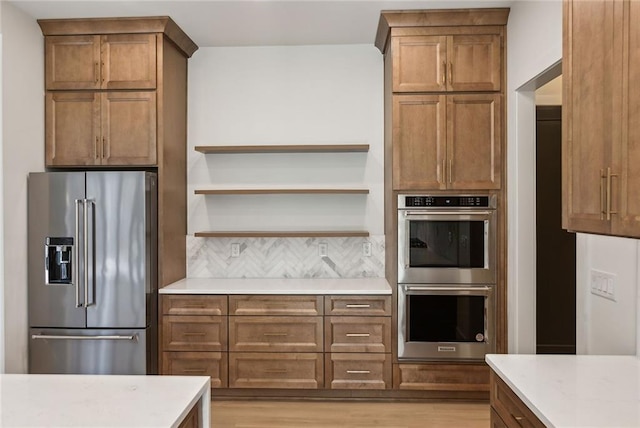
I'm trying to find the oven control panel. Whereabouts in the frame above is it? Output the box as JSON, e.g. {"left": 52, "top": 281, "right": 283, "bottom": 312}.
{"left": 401, "top": 195, "right": 492, "bottom": 208}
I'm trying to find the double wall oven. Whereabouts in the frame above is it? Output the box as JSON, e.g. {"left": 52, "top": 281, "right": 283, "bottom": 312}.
{"left": 397, "top": 194, "right": 497, "bottom": 361}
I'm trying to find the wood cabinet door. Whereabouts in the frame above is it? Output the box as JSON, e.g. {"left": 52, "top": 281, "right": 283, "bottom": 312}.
{"left": 45, "top": 35, "right": 101, "bottom": 90}
{"left": 228, "top": 316, "right": 323, "bottom": 353}
{"left": 448, "top": 34, "right": 501, "bottom": 92}
{"left": 563, "top": 0, "right": 622, "bottom": 234}
{"left": 45, "top": 92, "right": 100, "bottom": 166}
{"left": 392, "top": 36, "right": 447, "bottom": 92}
{"left": 392, "top": 94, "right": 446, "bottom": 190}
{"left": 101, "top": 91, "right": 157, "bottom": 166}
{"left": 228, "top": 352, "right": 324, "bottom": 389}
{"left": 447, "top": 94, "right": 502, "bottom": 189}
{"left": 102, "top": 34, "right": 157, "bottom": 90}
{"left": 614, "top": 0, "right": 640, "bottom": 237}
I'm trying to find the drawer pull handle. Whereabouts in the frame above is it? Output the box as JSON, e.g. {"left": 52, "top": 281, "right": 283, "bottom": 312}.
{"left": 346, "top": 370, "right": 371, "bottom": 374}
{"left": 346, "top": 333, "right": 371, "bottom": 337}
{"left": 183, "top": 369, "right": 206, "bottom": 374}
{"left": 264, "top": 369, "right": 288, "bottom": 374}
{"left": 183, "top": 332, "right": 206, "bottom": 337}
{"left": 263, "top": 333, "right": 288, "bottom": 337}
{"left": 345, "top": 304, "right": 371, "bottom": 308}
{"left": 182, "top": 305, "right": 205, "bottom": 308}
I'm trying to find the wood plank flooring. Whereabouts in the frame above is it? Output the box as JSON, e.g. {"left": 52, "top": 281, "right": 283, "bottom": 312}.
{"left": 211, "top": 400, "right": 489, "bottom": 428}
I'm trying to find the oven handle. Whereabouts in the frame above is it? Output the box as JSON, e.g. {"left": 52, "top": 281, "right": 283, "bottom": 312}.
{"left": 404, "top": 285, "right": 492, "bottom": 293}
{"left": 402, "top": 210, "right": 493, "bottom": 216}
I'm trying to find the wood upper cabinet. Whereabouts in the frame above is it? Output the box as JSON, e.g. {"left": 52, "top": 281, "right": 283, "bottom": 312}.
{"left": 393, "top": 93, "right": 501, "bottom": 190}
{"left": 45, "top": 91, "right": 156, "bottom": 166}
{"left": 45, "top": 33, "right": 157, "bottom": 90}
{"left": 392, "top": 34, "right": 501, "bottom": 92}
{"left": 563, "top": 0, "right": 640, "bottom": 237}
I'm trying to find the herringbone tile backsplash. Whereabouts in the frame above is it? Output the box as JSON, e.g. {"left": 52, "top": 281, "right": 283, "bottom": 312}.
{"left": 187, "top": 235, "right": 385, "bottom": 278}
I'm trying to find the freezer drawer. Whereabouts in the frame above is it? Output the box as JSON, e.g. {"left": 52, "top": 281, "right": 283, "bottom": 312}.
{"left": 29, "top": 328, "right": 149, "bottom": 375}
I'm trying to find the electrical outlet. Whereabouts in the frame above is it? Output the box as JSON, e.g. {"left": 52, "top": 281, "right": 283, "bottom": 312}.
{"left": 362, "top": 242, "right": 372, "bottom": 257}
{"left": 318, "top": 242, "right": 328, "bottom": 257}
{"left": 231, "top": 243, "right": 240, "bottom": 257}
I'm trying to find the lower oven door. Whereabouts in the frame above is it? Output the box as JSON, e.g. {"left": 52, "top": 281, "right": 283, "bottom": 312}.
{"left": 398, "top": 284, "right": 495, "bottom": 361}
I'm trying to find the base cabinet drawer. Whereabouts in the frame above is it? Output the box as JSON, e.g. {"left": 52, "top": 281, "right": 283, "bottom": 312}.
{"left": 325, "top": 316, "right": 391, "bottom": 353}
{"left": 490, "top": 371, "right": 545, "bottom": 427}
{"left": 229, "top": 316, "right": 323, "bottom": 352}
{"left": 228, "top": 352, "right": 323, "bottom": 389}
{"left": 394, "top": 363, "right": 490, "bottom": 391}
{"left": 325, "top": 295, "right": 392, "bottom": 316}
{"left": 326, "top": 353, "right": 391, "bottom": 390}
{"left": 163, "top": 351, "right": 228, "bottom": 388}
{"left": 162, "top": 295, "right": 227, "bottom": 316}
{"left": 162, "top": 315, "right": 227, "bottom": 351}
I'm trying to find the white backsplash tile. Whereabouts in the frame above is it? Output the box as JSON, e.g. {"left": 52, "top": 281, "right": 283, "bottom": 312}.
{"left": 187, "top": 235, "right": 385, "bottom": 278}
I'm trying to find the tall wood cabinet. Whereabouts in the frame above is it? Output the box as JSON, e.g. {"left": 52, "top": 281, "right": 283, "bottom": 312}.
{"left": 39, "top": 17, "right": 198, "bottom": 288}
{"left": 563, "top": 0, "right": 640, "bottom": 238}
{"left": 376, "top": 9, "right": 509, "bottom": 393}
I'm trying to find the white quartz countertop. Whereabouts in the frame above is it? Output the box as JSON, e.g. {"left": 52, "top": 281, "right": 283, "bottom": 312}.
{"left": 486, "top": 354, "right": 640, "bottom": 428}
{"left": 160, "top": 277, "right": 392, "bottom": 295}
{"left": 0, "top": 374, "right": 210, "bottom": 427}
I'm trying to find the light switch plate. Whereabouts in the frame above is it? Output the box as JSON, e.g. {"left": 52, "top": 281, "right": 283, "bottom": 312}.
{"left": 590, "top": 269, "right": 616, "bottom": 301}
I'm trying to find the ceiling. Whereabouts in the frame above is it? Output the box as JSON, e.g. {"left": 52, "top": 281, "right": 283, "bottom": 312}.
{"left": 8, "top": 0, "right": 515, "bottom": 48}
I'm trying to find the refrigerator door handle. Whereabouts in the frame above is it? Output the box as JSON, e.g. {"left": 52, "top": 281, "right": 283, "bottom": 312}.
{"left": 31, "top": 334, "right": 138, "bottom": 341}
{"left": 83, "top": 199, "right": 95, "bottom": 307}
{"left": 74, "top": 199, "right": 83, "bottom": 308}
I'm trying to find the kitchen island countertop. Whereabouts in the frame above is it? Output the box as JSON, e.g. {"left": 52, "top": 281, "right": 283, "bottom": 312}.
{"left": 486, "top": 353, "right": 640, "bottom": 428}
{"left": 160, "top": 277, "right": 392, "bottom": 295}
{"left": 0, "top": 374, "right": 210, "bottom": 427}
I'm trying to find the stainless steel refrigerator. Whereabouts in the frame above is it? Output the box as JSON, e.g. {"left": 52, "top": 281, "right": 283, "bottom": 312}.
{"left": 28, "top": 171, "right": 158, "bottom": 375}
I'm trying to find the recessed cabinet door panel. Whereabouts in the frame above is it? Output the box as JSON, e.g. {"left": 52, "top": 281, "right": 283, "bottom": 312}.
{"left": 45, "top": 92, "right": 100, "bottom": 167}
{"left": 101, "top": 91, "right": 157, "bottom": 166}
{"left": 447, "top": 94, "right": 501, "bottom": 189}
{"left": 393, "top": 95, "right": 446, "bottom": 190}
{"left": 614, "top": 0, "right": 640, "bottom": 237}
{"left": 448, "top": 35, "right": 501, "bottom": 92}
{"left": 392, "top": 36, "right": 447, "bottom": 92}
{"left": 102, "top": 34, "right": 157, "bottom": 90}
{"left": 563, "top": 0, "right": 622, "bottom": 234}
{"left": 45, "top": 35, "right": 101, "bottom": 90}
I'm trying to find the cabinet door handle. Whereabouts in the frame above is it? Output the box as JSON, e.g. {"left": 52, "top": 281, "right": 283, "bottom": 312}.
{"left": 182, "top": 368, "right": 206, "bottom": 374}
{"left": 606, "top": 167, "right": 618, "bottom": 220}
{"left": 95, "top": 137, "right": 99, "bottom": 159}
{"left": 101, "top": 61, "right": 105, "bottom": 83}
{"left": 94, "top": 62, "right": 99, "bottom": 83}
{"left": 182, "top": 304, "right": 206, "bottom": 309}
{"left": 448, "top": 158, "right": 453, "bottom": 184}
{"left": 346, "top": 304, "right": 370, "bottom": 308}
{"left": 346, "top": 370, "right": 371, "bottom": 374}
{"left": 442, "top": 159, "right": 446, "bottom": 183}
{"left": 102, "top": 137, "right": 106, "bottom": 159}
{"left": 183, "top": 332, "right": 206, "bottom": 337}
{"left": 600, "top": 169, "right": 606, "bottom": 220}
{"left": 441, "top": 61, "right": 447, "bottom": 86}
{"left": 346, "top": 333, "right": 370, "bottom": 337}
{"left": 448, "top": 62, "right": 453, "bottom": 85}
{"left": 264, "top": 369, "right": 288, "bottom": 374}
{"left": 263, "top": 333, "right": 288, "bottom": 337}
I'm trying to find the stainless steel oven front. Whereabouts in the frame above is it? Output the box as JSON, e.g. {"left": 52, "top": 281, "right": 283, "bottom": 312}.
{"left": 398, "top": 194, "right": 496, "bottom": 284}
{"left": 398, "top": 284, "right": 495, "bottom": 361}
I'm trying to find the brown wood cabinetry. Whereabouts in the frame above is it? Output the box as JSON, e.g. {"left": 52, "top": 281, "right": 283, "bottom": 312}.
{"left": 393, "top": 93, "right": 501, "bottom": 190}
{"left": 39, "top": 17, "right": 198, "bottom": 290}
{"left": 392, "top": 33, "right": 501, "bottom": 92}
{"left": 161, "top": 295, "right": 228, "bottom": 388}
{"left": 394, "top": 363, "right": 490, "bottom": 392}
{"left": 490, "top": 371, "right": 545, "bottom": 427}
{"left": 324, "top": 296, "right": 392, "bottom": 390}
{"left": 563, "top": 0, "right": 640, "bottom": 238}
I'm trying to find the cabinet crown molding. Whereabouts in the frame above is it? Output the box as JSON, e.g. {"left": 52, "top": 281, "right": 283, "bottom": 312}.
{"left": 375, "top": 8, "right": 510, "bottom": 53}
{"left": 38, "top": 16, "right": 198, "bottom": 58}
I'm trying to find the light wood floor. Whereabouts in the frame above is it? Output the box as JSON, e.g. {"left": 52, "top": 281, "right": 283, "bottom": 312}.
{"left": 211, "top": 400, "right": 489, "bottom": 428}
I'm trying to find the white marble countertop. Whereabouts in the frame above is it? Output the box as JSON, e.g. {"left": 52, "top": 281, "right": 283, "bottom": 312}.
{"left": 486, "top": 354, "right": 640, "bottom": 428}
{"left": 0, "top": 374, "right": 211, "bottom": 427}
{"left": 160, "top": 277, "right": 392, "bottom": 295}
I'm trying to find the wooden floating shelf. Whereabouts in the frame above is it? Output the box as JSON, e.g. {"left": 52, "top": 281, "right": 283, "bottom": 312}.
{"left": 194, "top": 144, "right": 370, "bottom": 154}
{"left": 194, "top": 188, "right": 369, "bottom": 195}
{"left": 194, "top": 231, "right": 370, "bottom": 238}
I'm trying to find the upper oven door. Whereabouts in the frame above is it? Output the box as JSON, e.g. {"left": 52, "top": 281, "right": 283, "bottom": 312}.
{"left": 398, "top": 209, "right": 496, "bottom": 284}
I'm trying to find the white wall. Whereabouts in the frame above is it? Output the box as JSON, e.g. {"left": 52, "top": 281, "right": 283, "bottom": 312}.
{"left": 1, "top": 2, "right": 44, "bottom": 372}
{"left": 0, "top": 5, "right": 4, "bottom": 374}
{"left": 508, "top": 0, "right": 639, "bottom": 356}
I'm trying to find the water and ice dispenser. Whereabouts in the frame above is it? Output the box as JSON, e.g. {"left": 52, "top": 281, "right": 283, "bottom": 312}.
{"left": 45, "top": 237, "right": 73, "bottom": 285}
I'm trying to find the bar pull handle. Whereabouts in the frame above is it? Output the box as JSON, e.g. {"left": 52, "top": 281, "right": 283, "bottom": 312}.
{"left": 600, "top": 169, "right": 606, "bottom": 220}
{"left": 74, "top": 199, "right": 82, "bottom": 308}
{"left": 94, "top": 137, "right": 99, "bottom": 159}
{"left": 441, "top": 61, "right": 446, "bottom": 86}
{"left": 346, "top": 333, "right": 370, "bottom": 337}
{"left": 183, "top": 332, "right": 206, "bottom": 337}
{"left": 101, "top": 61, "right": 105, "bottom": 83}
{"left": 442, "top": 159, "right": 446, "bottom": 183}
{"left": 449, "top": 158, "right": 453, "bottom": 184}
{"left": 347, "top": 370, "right": 371, "bottom": 374}
{"left": 448, "top": 62, "right": 453, "bottom": 85}
{"left": 31, "top": 334, "right": 137, "bottom": 341}
{"left": 183, "top": 304, "right": 206, "bottom": 309}
{"left": 263, "top": 333, "right": 288, "bottom": 337}
{"left": 182, "top": 369, "right": 207, "bottom": 374}
{"left": 102, "top": 137, "right": 106, "bottom": 159}
{"left": 606, "top": 167, "right": 618, "bottom": 220}
{"left": 83, "top": 199, "right": 95, "bottom": 307}
{"left": 345, "top": 304, "right": 370, "bottom": 308}
{"left": 94, "top": 62, "right": 99, "bottom": 83}
{"left": 264, "top": 369, "right": 288, "bottom": 374}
